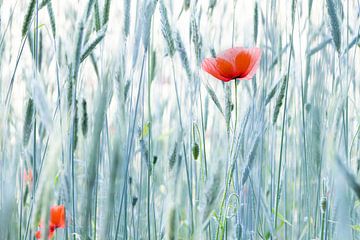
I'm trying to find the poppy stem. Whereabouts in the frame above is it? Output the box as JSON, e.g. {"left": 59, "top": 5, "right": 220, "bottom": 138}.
{"left": 231, "top": 0, "right": 237, "bottom": 47}
{"left": 230, "top": 80, "right": 239, "bottom": 155}
{"left": 215, "top": 158, "right": 236, "bottom": 239}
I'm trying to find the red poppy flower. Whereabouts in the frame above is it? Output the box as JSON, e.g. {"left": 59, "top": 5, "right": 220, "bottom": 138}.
{"left": 50, "top": 205, "right": 66, "bottom": 229}
{"left": 35, "top": 205, "right": 66, "bottom": 239}
{"left": 202, "top": 47, "right": 261, "bottom": 82}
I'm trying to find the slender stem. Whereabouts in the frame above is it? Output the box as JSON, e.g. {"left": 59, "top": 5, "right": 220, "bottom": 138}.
{"left": 147, "top": 18, "right": 154, "bottom": 239}
{"left": 115, "top": 52, "right": 147, "bottom": 238}
{"left": 320, "top": 210, "right": 326, "bottom": 240}
{"left": 70, "top": 88, "right": 77, "bottom": 239}
{"left": 300, "top": 32, "right": 310, "bottom": 240}
{"left": 152, "top": 187, "right": 157, "bottom": 240}
{"left": 147, "top": 169, "right": 151, "bottom": 240}
{"left": 93, "top": 146, "right": 101, "bottom": 240}
{"left": 274, "top": 37, "right": 293, "bottom": 229}
{"left": 230, "top": 81, "right": 238, "bottom": 155}
{"left": 33, "top": 117, "right": 37, "bottom": 199}
{"left": 171, "top": 58, "right": 194, "bottom": 234}
{"left": 5, "top": 28, "right": 28, "bottom": 106}
{"left": 19, "top": 166, "right": 23, "bottom": 239}
{"left": 198, "top": 88, "right": 208, "bottom": 177}
{"left": 136, "top": 154, "right": 144, "bottom": 240}
{"left": 215, "top": 160, "right": 236, "bottom": 240}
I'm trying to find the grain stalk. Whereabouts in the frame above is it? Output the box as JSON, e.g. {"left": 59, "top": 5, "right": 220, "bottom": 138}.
{"left": 274, "top": 30, "right": 295, "bottom": 234}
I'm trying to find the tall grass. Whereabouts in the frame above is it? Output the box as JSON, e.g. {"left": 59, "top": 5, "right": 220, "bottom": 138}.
{"left": 0, "top": 0, "right": 359, "bottom": 239}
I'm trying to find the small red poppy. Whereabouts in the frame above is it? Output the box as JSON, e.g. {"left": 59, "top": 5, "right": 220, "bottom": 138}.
{"left": 50, "top": 205, "right": 66, "bottom": 229}
{"left": 202, "top": 47, "right": 261, "bottom": 82}
{"left": 35, "top": 205, "right": 66, "bottom": 239}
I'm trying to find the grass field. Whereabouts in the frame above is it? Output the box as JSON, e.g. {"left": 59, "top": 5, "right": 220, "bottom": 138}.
{"left": 0, "top": 0, "right": 360, "bottom": 239}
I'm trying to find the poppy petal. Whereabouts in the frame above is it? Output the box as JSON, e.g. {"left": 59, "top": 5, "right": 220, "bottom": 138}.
{"left": 50, "top": 205, "right": 66, "bottom": 229}
{"left": 217, "top": 47, "right": 242, "bottom": 64}
{"left": 240, "top": 48, "right": 261, "bottom": 79}
{"left": 215, "top": 58, "right": 236, "bottom": 79}
{"left": 234, "top": 50, "right": 252, "bottom": 77}
{"left": 202, "top": 58, "right": 232, "bottom": 81}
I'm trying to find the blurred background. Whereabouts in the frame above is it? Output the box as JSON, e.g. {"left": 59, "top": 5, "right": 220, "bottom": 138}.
{"left": 0, "top": 0, "right": 360, "bottom": 239}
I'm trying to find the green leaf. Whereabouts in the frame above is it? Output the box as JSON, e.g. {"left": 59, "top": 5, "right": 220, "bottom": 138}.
{"left": 142, "top": 121, "right": 151, "bottom": 138}
{"left": 272, "top": 208, "right": 292, "bottom": 227}
{"left": 352, "top": 225, "right": 360, "bottom": 232}
{"left": 54, "top": 171, "right": 60, "bottom": 185}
